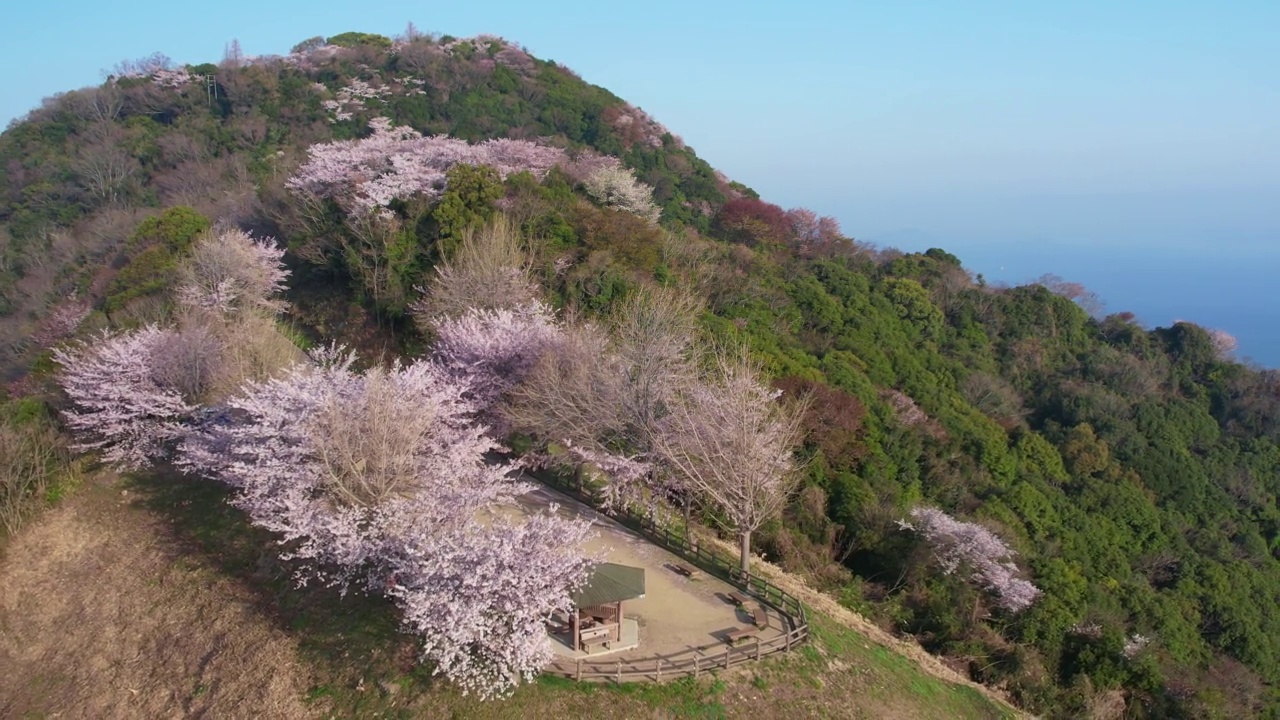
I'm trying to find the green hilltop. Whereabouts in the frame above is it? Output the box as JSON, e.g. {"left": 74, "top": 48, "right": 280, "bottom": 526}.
{"left": 3, "top": 29, "right": 1280, "bottom": 718}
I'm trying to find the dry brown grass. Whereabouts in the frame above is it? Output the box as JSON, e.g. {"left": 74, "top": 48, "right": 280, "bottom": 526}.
{"left": 0, "top": 464, "right": 1019, "bottom": 720}
{"left": 0, "top": 475, "right": 313, "bottom": 719}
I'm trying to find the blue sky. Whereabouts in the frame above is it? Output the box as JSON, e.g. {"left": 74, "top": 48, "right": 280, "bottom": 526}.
{"left": 4, "top": 0, "right": 1279, "bottom": 357}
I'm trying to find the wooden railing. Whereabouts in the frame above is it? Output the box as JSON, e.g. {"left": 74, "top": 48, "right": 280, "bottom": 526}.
{"left": 535, "top": 469, "right": 810, "bottom": 682}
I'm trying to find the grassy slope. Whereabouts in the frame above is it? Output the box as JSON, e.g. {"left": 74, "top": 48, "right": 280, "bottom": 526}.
{"left": 105, "top": 468, "right": 1014, "bottom": 719}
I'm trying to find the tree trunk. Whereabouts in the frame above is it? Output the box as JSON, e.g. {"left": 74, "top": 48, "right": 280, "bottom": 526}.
{"left": 739, "top": 531, "right": 751, "bottom": 578}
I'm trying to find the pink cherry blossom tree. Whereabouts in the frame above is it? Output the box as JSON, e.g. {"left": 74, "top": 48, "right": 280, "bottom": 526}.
{"left": 431, "top": 302, "right": 563, "bottom": 418}
{"left": 179, "top": 346, "right": 594, "bottom": 696}
{"left": 286, "top": 118, "right": 570, "bottom": 217}
{"left": 388, "top": 511, "right": 595, "bottom": 698}
{"left": 184, "top": 349, "right": 513, "bottom": 577}
{"left": 899, "top": 506, "right": 1041, "bottom": 614}
{"left": 785, "top": 207, "right": 844, "bottom": 247}
{"left": 54, "top": 326, "right": 195, "bottom": 470}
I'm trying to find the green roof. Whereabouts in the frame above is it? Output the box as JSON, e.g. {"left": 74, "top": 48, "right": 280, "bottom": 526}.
{"left": 572, "top": 563, "right": 646, "bottom": 608}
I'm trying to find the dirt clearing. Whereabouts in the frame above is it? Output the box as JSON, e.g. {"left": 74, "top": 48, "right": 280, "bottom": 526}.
{"left": 515, "top": 485, "right": 781, "bottom": 657}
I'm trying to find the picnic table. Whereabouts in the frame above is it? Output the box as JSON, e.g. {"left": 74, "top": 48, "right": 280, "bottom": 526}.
{"left": 725, "top": 627, "right": 758, "bottom": 644}
{"left": 672, "top": 564, "right": 697, "bottom": 579}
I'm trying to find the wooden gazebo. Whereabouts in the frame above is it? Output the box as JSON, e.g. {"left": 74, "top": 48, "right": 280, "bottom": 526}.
{"left": 569, "top": 562, "right": 645, "bottom": 653}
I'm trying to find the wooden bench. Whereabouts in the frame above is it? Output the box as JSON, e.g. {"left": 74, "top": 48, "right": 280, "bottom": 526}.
{"left": 751, "top": 608, "right": 767, "bottom": 628}
{"left": 726, "top": 592, "right": 746, "bottom": 607}
{"left": 725, "top": 627, "right": 758, "bottom": 644}
{"left": 672, "top": 564, "right": 697, "bottom": 579}
{"left": 581, "top": 635, "right": 610, "bottom": 653}
{"left": 580, "top": 625, "right": 612, "bottom": 654}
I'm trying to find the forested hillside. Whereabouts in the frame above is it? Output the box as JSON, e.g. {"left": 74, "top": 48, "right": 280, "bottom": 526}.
{"left": 3, "top": 29, "right": 1279, "bottom": 718}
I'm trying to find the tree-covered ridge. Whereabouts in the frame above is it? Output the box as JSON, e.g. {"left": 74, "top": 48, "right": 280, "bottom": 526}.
{"left": 3, "top": 28, "right": 1280, "bottom": 718}
{"left": 0, "top": 31, "right": 730, "bottom": 368}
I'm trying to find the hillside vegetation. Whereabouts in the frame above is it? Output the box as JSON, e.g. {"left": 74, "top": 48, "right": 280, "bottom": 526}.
{"left": 3, "top": 28, "right": 1280, "bottom": 718}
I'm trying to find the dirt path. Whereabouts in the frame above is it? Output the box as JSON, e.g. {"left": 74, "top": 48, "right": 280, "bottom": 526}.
{"left": 0, "top": 478, "right": 314, "bottom": 720}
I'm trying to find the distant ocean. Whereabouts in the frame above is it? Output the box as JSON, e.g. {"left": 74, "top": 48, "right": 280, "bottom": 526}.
{"left": 879, "top": 237, "right": 1279, "bottom": 369}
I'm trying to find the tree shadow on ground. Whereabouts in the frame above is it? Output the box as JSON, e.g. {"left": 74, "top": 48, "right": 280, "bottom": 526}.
{"left": 127, "top": 468, "right": 439, "bottom": 705}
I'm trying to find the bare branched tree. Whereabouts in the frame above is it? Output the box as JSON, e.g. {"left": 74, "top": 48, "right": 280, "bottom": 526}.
{"left": 506, "top": 285, "right": 703, "bottom": 507}
{"left": 608, "top": 285, "right": 702, "bottom": 445}
{"left": 413, "top": 215, "right": 539, "bottom": 326}
{"left": 0, "top": 420, "right": 64, "bottom": 535}
{"left": 505, "top": 319, "right": 626, "bottom": 452}
{"left": 654, "top": 347, "right": 808, "bottom": 575}
{"left": 74, "top": 123, "right": 139, "bottom": 206}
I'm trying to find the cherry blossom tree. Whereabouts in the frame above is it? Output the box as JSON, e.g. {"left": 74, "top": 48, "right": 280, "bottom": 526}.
{"left": 785, "top": 207, "right": 844, "bottom": 248}
{"left": 388, "top": 511, "right": 594, "bottom": 698}
{"left": 286, "top": 118, "right": 569, "bottom": 217}
{"left": 898, "top": 506, "right": 1041, "bottom": 614}
{"left": 582, "top": 164, "right": 661, "bottom": 223}
{"left": 654, "top": 348, "right": 808, "bottom": 575}
{"left": 175, "top": 228, "right": 289, "bottom": 316}
{"left": 179, "top": 347, "right": 594, "bottom": 696}
{"left": 186, "top": 350, "right": 508, "bottom": 572}
{"left": 1207, "top": 327, "right": 1238, "bottom": 360}
{"left": 54, "top": 326, "right": 194, "bottom": 470}
{"left": 431, "top": 301, "right": 563, "bottom": 417}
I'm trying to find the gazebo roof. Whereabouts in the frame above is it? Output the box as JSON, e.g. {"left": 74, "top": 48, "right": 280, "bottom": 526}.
{"left": 572, "top": 562, "right": 646, "bottom": 608}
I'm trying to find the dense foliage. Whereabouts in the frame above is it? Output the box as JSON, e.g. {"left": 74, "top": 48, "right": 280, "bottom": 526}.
{"left": 5, "top": 27, "right": 1280, "bottom": 717}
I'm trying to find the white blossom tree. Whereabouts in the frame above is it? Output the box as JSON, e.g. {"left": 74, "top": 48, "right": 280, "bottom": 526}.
{"left": 654, "top": 348, "right": 807, "bottom": 575}
{"left": 582, "top": 164, "right": 661, "bottom": 223}
{"left": 175, "top": 228, "right": 290, "bottom": 316}
{"left": 898, "top": 506, "right": 1041, "bottom": 614}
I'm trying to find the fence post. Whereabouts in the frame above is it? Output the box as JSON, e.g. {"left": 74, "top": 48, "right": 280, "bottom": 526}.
{"left": 724, "top": 646, "right": 731, "bottom": 669}
{"left": 755, "top": 636, "right": 762, "bottom": 661}
{"left": 694, "top": 654, "right": 700, "bottom": 678}
{"left": 656, "top": 658, "right": 662, "bottom": 682}
{"left": 785, "top": 629, "right": 792, "bottom": 652}
{"left": 616, "top": 661, "right": 622, "bottom": 684}
{"left": 576, "top": 659, "right": 582, "bottom": 681}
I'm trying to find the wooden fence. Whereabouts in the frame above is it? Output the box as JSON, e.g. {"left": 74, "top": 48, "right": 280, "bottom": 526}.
{"left": 536, "top": 470, "right": 810, "bottom": 682}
